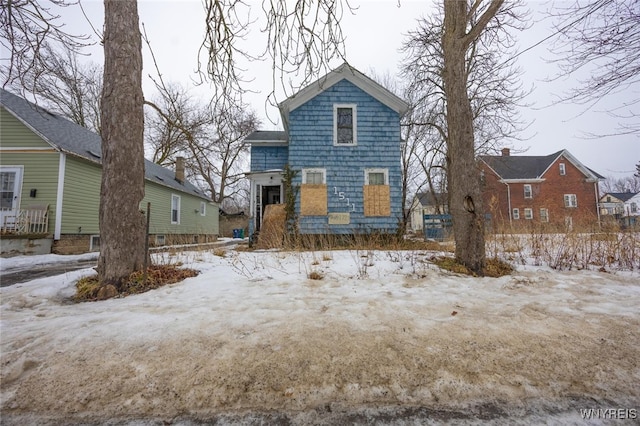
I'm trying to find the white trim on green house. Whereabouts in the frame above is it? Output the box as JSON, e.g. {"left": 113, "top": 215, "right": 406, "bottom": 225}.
{"left": 55, "top": 153, "right": 65, "bottom": 240}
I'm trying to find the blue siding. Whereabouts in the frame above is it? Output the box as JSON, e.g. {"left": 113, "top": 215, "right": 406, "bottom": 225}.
{"left": 250, "top": 146, "right": 288, "bottom": 171}
{"left": 288, "top": 79, "right": 402, "bottom": 234}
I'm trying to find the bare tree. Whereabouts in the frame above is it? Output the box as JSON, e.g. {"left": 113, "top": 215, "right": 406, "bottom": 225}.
{"left": 145, "top": 82, "right": 258, "bottom": 207}
{"left": 14, "top": 44, "right": 102, "bottom": 133}
{"left": 199, "top": 0, "right": 352, "bottom": 108}
{"left": 441, "top": 0, "right": 515, "bottom": 275}
{"left": 548, "top": 0, "right": 640, "bottom": 135}
{"left": 97, "top": 0, "right": 146, "bottom": 287}
{"left": 144, "top": 83, "right": 210, "bottom": 166}
{"left": 4, "top": 0, "right": 352, "bottom": 287}
{"left": 402, "top": 2, "right": 528, "bottom": 162}
{"left": 1, "top": 0, "right": 90, "bottom": 91}
{"left": 402, "top": 0, "right": 526, "bottom": 273}
{"left": 599, "top": 175, "right": 640, "bottom": 194}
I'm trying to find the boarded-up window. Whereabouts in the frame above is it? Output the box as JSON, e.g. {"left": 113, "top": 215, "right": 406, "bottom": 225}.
{"left": 301, "top": 184, "right": 327, "bottom": 216}
{"left": 363, "top": 185, "right": 390, "bottom": 216}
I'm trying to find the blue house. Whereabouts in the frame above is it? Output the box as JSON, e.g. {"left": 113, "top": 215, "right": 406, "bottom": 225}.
{"left": 245, "top": 63, "right": 408, "bottom": 240}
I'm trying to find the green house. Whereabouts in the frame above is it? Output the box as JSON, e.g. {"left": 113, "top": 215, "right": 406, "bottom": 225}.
{"left": 0, "top": 89, "right": 219, "bottom": 255}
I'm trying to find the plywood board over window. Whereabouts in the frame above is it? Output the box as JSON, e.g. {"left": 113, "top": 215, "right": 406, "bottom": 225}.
{"left": 301, "top": 184, "right": 327, "bottom": 216}
{"left": 364, "top": 185, "right": 390, "bottom": 216}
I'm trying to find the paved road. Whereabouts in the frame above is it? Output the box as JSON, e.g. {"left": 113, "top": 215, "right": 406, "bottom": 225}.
{"left": 0, "top": 259, "right": 97, "bottom": 287}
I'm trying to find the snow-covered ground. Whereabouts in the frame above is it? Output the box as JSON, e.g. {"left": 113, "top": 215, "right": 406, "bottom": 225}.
{"left": 1, "top": 247, "right": 639, "bottom": 424}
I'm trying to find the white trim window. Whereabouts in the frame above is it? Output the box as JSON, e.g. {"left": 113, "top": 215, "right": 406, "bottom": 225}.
{"left": 90, "top": 235, "right": 100, "bottom": 252}
{"left": 524, "top": 208, "right": 533, "bottom": 220}
{"left": 559, "top": 163, "right": 566, "bottom": 176}
{"left": 564, "top": 194, "right": 577, "bottom": 208}
{"left": 364, "top": 168, "right": 388, "bottom": 185}
{"left": 524, "top": 184, "right": 532, "bottom": 199}
{"left": 333, "top": 104, "right": 357, "bottom": 146}
{"left": 512, "top": 208, "right": 520, "bottom": 220}
{"left": 302, "top": 168, "right": 326, "bottom": 184}
{"left": 540, "top": 208, "right": 549, "bottom": 222}
{"left": 171, "top": 194, "right": 181, "bottom": 224}
{"left": 200, "top": 201, "right": 206, "bottom": 216}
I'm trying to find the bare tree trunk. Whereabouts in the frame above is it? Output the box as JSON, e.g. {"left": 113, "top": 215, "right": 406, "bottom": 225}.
{"left": 442, "top": 0, "right": 487, "bottom": 274}
{"left": 97, "top": 0, "right": 146, "bottom": 287}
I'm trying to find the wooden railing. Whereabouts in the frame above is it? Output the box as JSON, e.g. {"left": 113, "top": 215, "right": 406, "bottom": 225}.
{"left": 1, "top": 206, "right": 49, "bottom": 235}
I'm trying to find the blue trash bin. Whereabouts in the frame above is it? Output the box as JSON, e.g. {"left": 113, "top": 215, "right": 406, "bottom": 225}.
{"left": 232, "top": 229, "right": 240, "bottom": 238}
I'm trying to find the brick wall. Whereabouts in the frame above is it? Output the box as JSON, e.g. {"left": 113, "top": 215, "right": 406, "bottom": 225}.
{"left": 481, "top": 154, "right": 599, "bottom": 229}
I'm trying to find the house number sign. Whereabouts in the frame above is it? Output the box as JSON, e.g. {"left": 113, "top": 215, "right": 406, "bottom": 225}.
{"left": 328, "top": 212, "right": 350, "bottom": 225}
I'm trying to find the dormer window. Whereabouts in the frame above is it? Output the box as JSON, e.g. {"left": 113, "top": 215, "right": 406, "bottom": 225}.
{"left": 334, "top": 104, "right": 357, "bottom": 146}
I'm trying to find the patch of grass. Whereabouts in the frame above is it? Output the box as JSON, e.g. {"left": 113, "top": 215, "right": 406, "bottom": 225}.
{"left": 431, "top": 256, "right": 513, "bottom": 277}
{"left": 73, "top": 265, "right": 199, "bottom": 302}
{"left": 212, "top": 248, "right": 226, "bottom": 257}
{"left": 308, "top": 270, "right": 324, "bottom": 280}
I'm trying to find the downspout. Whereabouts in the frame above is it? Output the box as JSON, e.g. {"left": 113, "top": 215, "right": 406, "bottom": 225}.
{"left": 594, "top": 182, "right": 601, "bottom": 229}
{"left": 504, "top": 181, "right": 512, "bottom": 225}
{"left": 54, "top": 153, "right": 66, "bottom": 240}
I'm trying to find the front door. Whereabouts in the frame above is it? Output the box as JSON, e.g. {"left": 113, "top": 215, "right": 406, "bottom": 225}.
{"left": 256, "top": 184, "right": 282, "bottom": 231}
{"left": 0, "top": 167, "right": 23, "bottom": 228}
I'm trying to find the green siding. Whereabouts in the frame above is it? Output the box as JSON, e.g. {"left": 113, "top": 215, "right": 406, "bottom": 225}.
{"left": 61, "top": 156, "right": 102, "bottom": 234}
{"left": 2, "top": 105, "right": 218, "bottom": 238}
{"left": 0, "top": 152, "right": 60, "bottom": 235}
{"left": 142, "top": 181, "right": 219, "bottom": 235}
{"left": 1, "top": 107, "right": 51, "bottom": 148}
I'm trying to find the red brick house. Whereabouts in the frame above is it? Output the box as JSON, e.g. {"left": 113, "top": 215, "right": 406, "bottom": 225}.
{"left": 479, "top": 148, "right": 603, "bottom": 229}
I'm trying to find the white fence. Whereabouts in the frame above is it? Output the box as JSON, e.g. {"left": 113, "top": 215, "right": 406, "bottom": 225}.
{"left": 0, "top": 206, "right": 49, "bottom": 235}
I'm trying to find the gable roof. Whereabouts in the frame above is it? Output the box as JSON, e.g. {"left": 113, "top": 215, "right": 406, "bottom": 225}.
{"left": 0, "top": 89, "right": 210, "bottom": 200}
{"left": 278, "top": 62, "right": 409, "bottom": 131}
{"left": 415, "top": 191, "right": 447, "bottom": 207}
{"left": 479, "top": 149, "right": 603, "bottom": 182}
{"left": 602, "top": 192, "right": 638, "bottom": 203}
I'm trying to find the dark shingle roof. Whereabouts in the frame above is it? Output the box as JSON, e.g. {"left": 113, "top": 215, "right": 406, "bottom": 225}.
{"left": 605, "top": 192, "right": 638, "bottom": 202}
{"left": 0, "top": 89, "right": 209, "bottom": 200}
{"left": 479, "top": 149, "right": 603, "bottom": 181}
{"left": 415, "top": 191, "right": 447, "bottom": 207}
{"left": 244, "top": 130, "right": 288, "bottom": 143}
{"left": 479, "top": 151, "right": 563, "bottom": 180}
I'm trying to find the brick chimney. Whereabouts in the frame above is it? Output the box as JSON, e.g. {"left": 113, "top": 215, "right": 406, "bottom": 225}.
{"left": 175, "top": 156, "right": 185, "bottom": 183}
{"left": 501, "top": 148, "right": 510, "bottom": 156}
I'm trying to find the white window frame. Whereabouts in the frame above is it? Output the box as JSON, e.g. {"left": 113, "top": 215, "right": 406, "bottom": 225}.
{"left": 171, "top": 194, "right": 181, "bottom": 224}
{"left": 540, "top": 208, "right": 549, "bottom": 222}
{"left": 559, "top": 163, "right": 566, "bottom": 176}
{"left": 155, "top": 234, "right": 166, "bottom": 246}
{"left": 524, "top": 208, "right": 533, "bottom": 220}
{"left": 333, "top": 104, "right": 357, "bottom": 146}
{"left": 512, "top": 208, "right": 520, "bottom": 220}
{"left": 200, "top": 201, "right": 206, "bottom": 216}
{"left": 90, "top": 235, "right": 100, "bottom": 252}
{"left": 302, "top": 168, "right": 326, "bottom": 184}
{"left": 564, "top": 194, "right": 577, "bottom": 208}
{"left": 364, "top": 168, "right": 389, "bottom": 185}
{"left": 524, "top": 184, "right": 532, "bottom": 199}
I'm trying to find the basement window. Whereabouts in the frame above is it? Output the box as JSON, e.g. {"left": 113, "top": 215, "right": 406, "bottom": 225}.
{"left": 90, "top": 235, "right": 100, "bottom": 252}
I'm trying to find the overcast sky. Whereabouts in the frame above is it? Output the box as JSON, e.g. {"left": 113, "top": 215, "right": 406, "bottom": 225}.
{"left": 47, "top": 0, "right": 638, "bottom": 179}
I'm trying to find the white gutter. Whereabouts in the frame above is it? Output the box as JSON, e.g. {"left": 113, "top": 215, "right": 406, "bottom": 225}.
{"left": 54, "top": 153, "right": 66, "bottom": 240}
